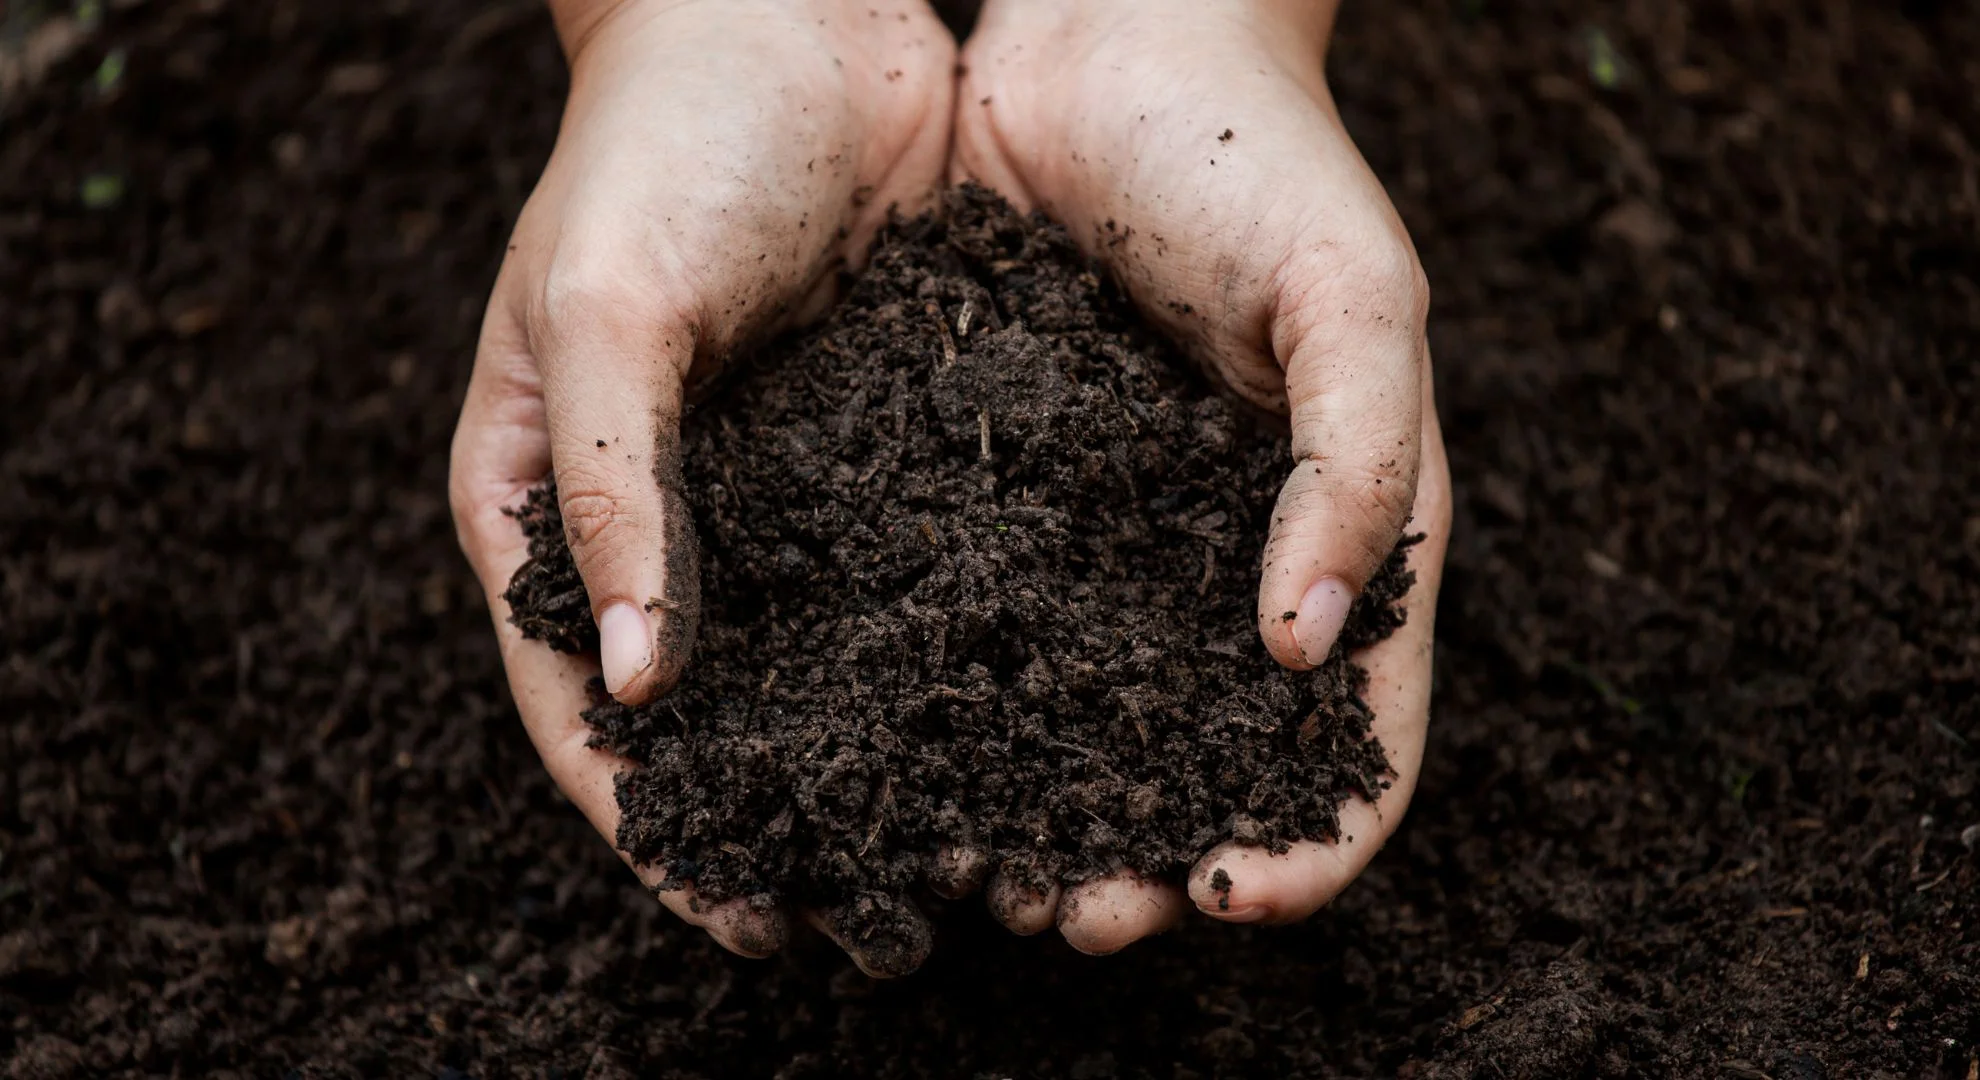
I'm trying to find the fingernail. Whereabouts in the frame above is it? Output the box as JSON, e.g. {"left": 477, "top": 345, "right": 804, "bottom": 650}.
{"left": 1294, "top": 577, "right": 1354, "bottom": 665}
{"left": 598, "top": 601, "right": 652, "bottom": 696}
{"left": 1213, "top": 903, "right": 1272, "bottom": 924}
{"left": 1196, "top": 867, "right": 1271, "bottom": 921}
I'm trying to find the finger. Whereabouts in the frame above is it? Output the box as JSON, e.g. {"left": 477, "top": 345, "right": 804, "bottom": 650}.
{"left": 1055, "top": 872, "right": 1188, "bottom": 956}
{"left": 527, "top": 272, "right": 701, "bottom": 707}
{"left": 985, "top": 872, "right": 1061, "bottom": 936}
{"left": 450, "top": 273, "right": 552, "bottom": 593}
{"left": 947, "top": 99, "right": 1040, "bottom": 212}
{"left": 805, "top": 895, "right": 935, "bottom": 979}
{"left": 947, "top": 8, "right": 1041, "bottom": 213}
{"left": 495, "top": 604, "right": 788, "bottom": 957}
{"left": 1256, "top": 241, "right": 1430, "bottom": 670}
{"left": 929, "top": 844, "right": 992, "bottom": 900}
{"left": 450, "top": 314, "right": 787, "bottom": 960}
{"left": 1195, "top": 383, "right": 1451, "bottom": 922}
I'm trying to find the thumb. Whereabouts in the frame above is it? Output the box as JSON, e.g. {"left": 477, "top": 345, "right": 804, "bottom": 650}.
{"left": 533, "top": 293, "right": 701, "bottom": 706}
{"left": 1257, "top": 256, "right": 1428, "bottom": 670}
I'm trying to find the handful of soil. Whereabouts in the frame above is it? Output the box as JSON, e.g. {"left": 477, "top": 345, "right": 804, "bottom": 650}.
{"left": 506, "top": 185, "right": 1415, "bottom": 947}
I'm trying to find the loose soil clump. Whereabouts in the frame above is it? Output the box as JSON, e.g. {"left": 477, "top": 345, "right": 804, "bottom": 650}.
{"left": 505, "top": 186, "right": 1416, "bottom": 939}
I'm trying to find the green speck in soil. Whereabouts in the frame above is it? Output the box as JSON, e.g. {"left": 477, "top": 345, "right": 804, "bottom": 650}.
{"left": 80, "top": 172, "right": 123, "bottom": 209}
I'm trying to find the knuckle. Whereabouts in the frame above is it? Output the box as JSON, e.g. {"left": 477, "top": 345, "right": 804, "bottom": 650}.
{"left": 530, "top": 252, "right": 695, "bottom": 375}
{"left": 1341, "top": 468, "right": 1418, "bottom": 565}
{"left": 535, "top": 258, "right": 645, "bottom": 334}
{"left": 1285, "top": 232, "right": 1429, "bottom": 339}
{"left": 1338, "top": 236, "right": 1428, "bottom": 329}
{"left": 445, "top": 449, "right": 513, "bottom": 575}
{"left": 556, "top": 476, "right": 644, "bottom": 575}
{"left": 1358, "top": 465, "right": 1419, "bottom": 531}
{"left": 445, "top": 431, "right": 476, "bottom": 524}
{"left": 445, "top": 466, "right": 482, "bottom": 541}
{"left": 1274, "top": 455, "right": 1420, "bottom": 573}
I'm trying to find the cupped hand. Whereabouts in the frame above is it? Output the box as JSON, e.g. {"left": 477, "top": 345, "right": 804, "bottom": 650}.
{"left": 449, "top": 0, "right": 954, "bottom": 974}
{"left": 953, "top": 0, "right": 1453, "bottom": 953}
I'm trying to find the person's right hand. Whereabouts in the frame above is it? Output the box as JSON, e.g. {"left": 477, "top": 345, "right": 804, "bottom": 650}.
{"left": 448, "top": 0, "right": 953, "bottom": 972}
{"left": 950, "top": 0, "right": 1450, "bottom": 955}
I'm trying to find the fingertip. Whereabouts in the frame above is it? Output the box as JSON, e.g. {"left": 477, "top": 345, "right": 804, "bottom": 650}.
{"left": 1293, "top": 576, "right": 1352, "bottom": 667}
{"left": 599, "top": 600, "right": 654, "bottom": 701}
{"left": 1259, "top": 602, "right": 1311, "bottom": 671}
{"left": 1257, "top": 574, "right": 1356, "bottom": 672}
{"left": 1186, "top": 847, "right": 1275, "bottom": 923}
{"left": 809, "top": 894, "right": 934, "bottom": 979}
{"left": 652, "top": 884, "right": 790, "bottom": 959}
{"left": 1188, "top": 840, "right": 1360, "bottom": 927}
{"left": 713, "top": 895, "right": 791, "bottom": 959}
{"left": 985, "top": 873, "right": 1060, "bottom": 936}
{"left": 1056, "top": 874, "right": 1185, "bottom": 956}
{"left": 599, "top": 599, "right": 696, "bottom": 706}
{"left": 929, "top": 845, "right": 991, "bottom": 900}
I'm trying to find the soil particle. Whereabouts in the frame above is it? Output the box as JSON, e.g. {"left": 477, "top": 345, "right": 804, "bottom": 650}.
{"left": 1420, "top": 959, "right": 1631, "bottom": 1079}
{"left": 1210, "top": 867, "right": 1235, "bottom": 911}
{"left": 6, "top": 1036, "right": 83, "bottom": 1080}
{"left": 506, "top": 185, "right": 1416, "bottom": 929}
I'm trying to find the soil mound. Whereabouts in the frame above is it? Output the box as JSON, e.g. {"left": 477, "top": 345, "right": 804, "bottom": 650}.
{"left": 505, "top": 186, "right": 1415, "bottom": 927}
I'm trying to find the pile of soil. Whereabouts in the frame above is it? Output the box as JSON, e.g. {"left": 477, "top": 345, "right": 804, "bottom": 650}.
{"left": 2, "top": 1, "right": 1975, "bottom": 1077}
{"left": 503, "top": 187, "right": 1414, "bottom": 940}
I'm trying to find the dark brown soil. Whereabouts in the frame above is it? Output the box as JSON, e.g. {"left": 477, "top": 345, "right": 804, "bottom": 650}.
{"left": 3, "top": 1, "right": 1976, "bottom": 1078}
{"left": 503, "top": 186, "right": 1415, "bottom": 941}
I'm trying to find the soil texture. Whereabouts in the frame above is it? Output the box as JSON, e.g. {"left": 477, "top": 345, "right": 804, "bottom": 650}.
{"left": 503, "top": 186, "right": 1414, "bottom": 939}
{"left": 2, "top": 0, "right": 1976, "bottom": 1077}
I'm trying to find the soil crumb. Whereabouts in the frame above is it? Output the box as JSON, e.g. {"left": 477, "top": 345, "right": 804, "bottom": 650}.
{"left": 505, "top": 185, "right": 1416, "bottom": 925}
{"left": 1210, "top": 867, "right": 1236, "bottom": 912}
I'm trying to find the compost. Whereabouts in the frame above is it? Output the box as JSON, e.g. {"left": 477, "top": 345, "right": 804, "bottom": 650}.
{"left": 2, "top": 1, "right": 1975, "bottom": 1077}
{"left": 502, "top": 185, "right": 1414, "bottom": 954}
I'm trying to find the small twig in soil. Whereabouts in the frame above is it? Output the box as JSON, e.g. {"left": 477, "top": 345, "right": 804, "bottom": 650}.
{"left": 978, "top": 407, "right": 991, "bottom": 461}
{"left": 1929, "top": 717, "right": 1969, "bottom": 746}
{"left": 1914, "top": 867, "right": 1953, "bottom": 893}
{"left": 860, "top": 776, "right": 893, "bottom": 856}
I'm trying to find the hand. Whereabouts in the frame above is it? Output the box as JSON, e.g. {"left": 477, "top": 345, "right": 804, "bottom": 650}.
{"left": 953, "top": 0, "right": 1453, "bottom": 952}
{"left": 449, "top": 0, "right": 954, "bottom": 970}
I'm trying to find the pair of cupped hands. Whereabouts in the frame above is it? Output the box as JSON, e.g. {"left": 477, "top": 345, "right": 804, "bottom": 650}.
{"left": 449, "top": 0, "right": 1451, "bottom": 976}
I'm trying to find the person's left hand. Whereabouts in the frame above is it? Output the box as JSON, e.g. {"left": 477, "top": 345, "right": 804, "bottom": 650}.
{"left": 950, "top": 0, "right": 1453, "bottom": 954}
{"left": 449, "top": 0, "right": 957, "bottom": 975}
